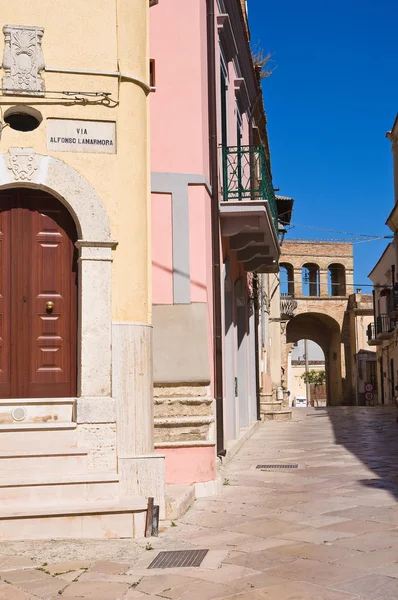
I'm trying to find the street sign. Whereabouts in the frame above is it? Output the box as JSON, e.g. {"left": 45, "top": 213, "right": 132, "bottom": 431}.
{"left": 365, "top": 383, "right": 373, "bottom": 393}
{"left": 365, "top": 392, "right": 374, "bottom": 402}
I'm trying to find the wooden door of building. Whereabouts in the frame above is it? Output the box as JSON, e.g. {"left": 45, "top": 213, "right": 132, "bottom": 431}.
{"left": 0, "top": 189, "right": 78, "bottom": 398}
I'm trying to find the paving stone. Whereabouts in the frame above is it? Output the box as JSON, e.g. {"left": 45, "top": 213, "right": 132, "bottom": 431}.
{"left": 318, "top": 519, "right": 393, "bottom": 535}
{"left": 61, "top": 580, "right": 131, "bottom": 599}
{"left": 0, "top": 582, "right": 34, "bottom": 600}
{"left": 44, "top": 561, "right": 91, "bottom": 575}
{"left": 225, "top": 549, "right": 298, "bottom": 571}
{"left": 332, "top": 573, "right": 398, "bottom": 599}
{"left": 159, "top": 579, "right": 239, "bottom": 599}
{"left": 333, "top": 547, "right": 398, "bottom": 570}
{"left": 229, "top": 518, "right": 303, "bottom": 539}
{"left": 333, "top": 529, "right": 398, "bottom": 552}
{"left": 252, "top": 580, "right": 360, "bottom": 599}
{"left": 272, "top": 541, "right": 355, "bottom": 563}
{"left": 265, "top": 557, "right": 365, "bottom": 586}
{"left": 88, "top": 560, "right": 130, "bottom": 574}
{"left": 0, "top": 568, "right": 66, "bottom": 598}
{"left": 136, "top": 574, "right": 198, "bottom": 595}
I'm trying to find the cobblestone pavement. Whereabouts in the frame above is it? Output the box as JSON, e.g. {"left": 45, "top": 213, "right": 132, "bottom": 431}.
{"left": 1, "top": 407, "right": 398, "bottom": 599}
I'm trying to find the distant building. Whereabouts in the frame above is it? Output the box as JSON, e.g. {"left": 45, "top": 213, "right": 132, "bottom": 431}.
{"left": 278, "top": 241, "right": 375, "bottom": 405}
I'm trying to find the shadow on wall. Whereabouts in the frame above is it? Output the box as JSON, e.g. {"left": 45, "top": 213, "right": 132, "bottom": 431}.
{"left": 314, "top": 406, "right": 398, "bottom": 502}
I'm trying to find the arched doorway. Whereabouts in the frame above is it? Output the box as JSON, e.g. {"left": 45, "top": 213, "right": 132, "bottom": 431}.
{"left": 286, "top": 312, "right": 342, "bottom": 405}
{"left": 0, "top": 188, "right": 78, "bottom": 398}
{"left": 289, "top": 340, "right": 326, "bottom": 407}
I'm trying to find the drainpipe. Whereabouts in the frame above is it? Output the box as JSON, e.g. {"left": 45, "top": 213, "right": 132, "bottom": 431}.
{"left": 207, "top": 0, "right": 225, "bottom": 454}
{"left": 254, "top": 276, "right": 261, "bottom": 420}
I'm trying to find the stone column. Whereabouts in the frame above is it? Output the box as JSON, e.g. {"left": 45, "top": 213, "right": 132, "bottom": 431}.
{"left": 75, "top": 241, "right": 119, "bottom": 473}
{"left": 346, "top": 269, "right": 354, "bottom": 296}
{"left": 319, "top": 269, "right": 329, "bottom": 297}
{"left": 293, "top": 268, "right": 302, "bottom": 296}
{"left": 76, "top": 242, "right": 114, "bottom": 398}
{"left": 113, "top": 322, "right": 165, "bottom": 516}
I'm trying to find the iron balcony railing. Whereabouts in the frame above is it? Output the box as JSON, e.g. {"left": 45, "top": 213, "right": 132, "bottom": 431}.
{"left": 280, "top": 293, "right": 297, "bottom": 320}
{"left": 376, "top": 314, "right": 395, "bottom": 335}
{"left": 222, "top": 144, "right": 279, "bottom": 232}
{"left": 367, "top": 322, "right": 376, "bottom": 341}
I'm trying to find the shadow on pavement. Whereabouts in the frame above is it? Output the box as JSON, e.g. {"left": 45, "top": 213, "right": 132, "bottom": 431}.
{"left": 311, "top": 406, "right": 398, "bottom": 501}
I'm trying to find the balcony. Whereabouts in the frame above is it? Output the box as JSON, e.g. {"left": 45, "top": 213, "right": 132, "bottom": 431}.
{"left": 280, "top": 294, "right": 297, "bottom": 320}
{"left": 376, "top": 314, "right": 395, "bottom": 340}
{"left": 367, "top": 323, "right": 381, "bottom": 346}
{"left": 219, "top": 145, "right": 280, "bottom": 273}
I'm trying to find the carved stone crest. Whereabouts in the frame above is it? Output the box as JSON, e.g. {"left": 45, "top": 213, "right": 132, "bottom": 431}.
{"left": 2, "top": 25, "right": 45, "bottom": 94}
{"left": 7, "top": 148, "right": 38, "bottom": 181}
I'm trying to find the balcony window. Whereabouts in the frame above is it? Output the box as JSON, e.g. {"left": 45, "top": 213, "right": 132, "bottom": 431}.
{"left": 221, "top": 144, "right": 278, "bottom": 230}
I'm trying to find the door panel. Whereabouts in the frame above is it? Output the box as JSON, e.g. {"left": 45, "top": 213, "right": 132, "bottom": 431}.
{"left": 0, "top": 198, "right": 11, "bottom": 397}
{"left": 0, "top": 189, "right": 77, "bottom": 399}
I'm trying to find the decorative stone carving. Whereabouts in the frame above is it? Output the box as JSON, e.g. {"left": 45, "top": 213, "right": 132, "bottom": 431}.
{"left": 7, "top": 147, "right": 38, "bottom": 181}
{"left": 2, "top": 25, "right": 45, "bottom": 94}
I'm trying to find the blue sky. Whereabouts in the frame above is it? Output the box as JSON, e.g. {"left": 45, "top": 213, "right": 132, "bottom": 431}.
{"left": 248, "top": 0, "right": 397, "bottom": 289}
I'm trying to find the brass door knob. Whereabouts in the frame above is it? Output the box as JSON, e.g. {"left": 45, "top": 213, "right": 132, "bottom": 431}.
{"left": 46, "top": 301, "right": 54, "bottom": 313}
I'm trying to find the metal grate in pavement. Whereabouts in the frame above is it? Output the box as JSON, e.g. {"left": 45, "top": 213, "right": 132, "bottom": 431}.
{"left": 148, "top": 549, "right": 209, "bottom": 569}
{"left": 256, "top": 464, "right": 298, "bottom": 469}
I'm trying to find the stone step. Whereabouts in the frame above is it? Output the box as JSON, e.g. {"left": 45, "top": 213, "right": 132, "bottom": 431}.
{"left": 0, "top": 472, "right": 119, "bottom": 504}
{"left": 165, "top": 484, "right": 196, "bottom": 520}
{"left": 262, "top": 409, "right": 292, "bottom": 422}
{"left": 0, "top": 448, "right": 88, "bottom": 476}
{"left": 154, "top": 416, "right": 214, "bottom": 444}
{"left": 260, "top": 400, "right": 283, "bottom": 412}
{"left": 0, "top": 497, "right": 148, "bottom": 540}
{"left": 0, "top": 423, "right": 78, "bottom": 452}
{"left": 154, "top": 397, "right": 213, "bottom": 418}
{"left": 0, "top": 398, "right": 75, "bottom": 424}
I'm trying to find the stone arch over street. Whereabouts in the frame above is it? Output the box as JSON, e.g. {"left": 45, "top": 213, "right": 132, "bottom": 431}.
{"left": 280, "top": 241, "right": 355, "bottom": 406}
{"left": 286, "top": 312, "right": 342, "bottom": 405}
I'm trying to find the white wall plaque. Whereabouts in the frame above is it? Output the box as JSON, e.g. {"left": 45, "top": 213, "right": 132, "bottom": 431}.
{"left": 47, "top": 119, "right": 116, "bottom": 154}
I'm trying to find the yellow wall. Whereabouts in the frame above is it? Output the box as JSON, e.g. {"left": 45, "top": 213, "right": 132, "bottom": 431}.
{"left": 0, "top": 0, "right": 151, "bottom": 323}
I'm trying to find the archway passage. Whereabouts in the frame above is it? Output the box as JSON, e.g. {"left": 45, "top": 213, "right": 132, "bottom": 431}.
{"left": 290, "top": 340, "right": 326, "bottom": 407}
{"left": 286, "top": 312, "right": 342, "bottom": 406}
{"left": 0, "top": 188, "right": 78, "bottom": 398}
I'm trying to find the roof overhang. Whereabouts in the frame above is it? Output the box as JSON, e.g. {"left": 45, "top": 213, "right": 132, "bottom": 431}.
{"left": 275, "top": 195, "right": 294, "bottom": 226}
{"left": 386, "top": 202, "right": 398, "bottom": 233}
{"left": 219, "top": 200, "right": 280, "bottom": 272}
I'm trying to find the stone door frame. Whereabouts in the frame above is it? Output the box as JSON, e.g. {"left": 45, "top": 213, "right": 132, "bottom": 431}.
{"left": 0, "top": 149, "right": 115, "bottom": 404}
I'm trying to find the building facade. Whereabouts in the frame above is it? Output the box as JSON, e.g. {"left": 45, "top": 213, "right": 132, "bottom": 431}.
{"left": 278, "top": 240, "right": 375, "bottom": 405}
{"left": 150, "top": 0, "right": 284, "bottom": 494}
{"left": 0, "top": 1, "right": 164, "bottom": 539}
{"left": 368, "top": 243, "right": 397, "bottom": 405}
{"left": 366, "top": 115, "right": 398, "bottom": 407}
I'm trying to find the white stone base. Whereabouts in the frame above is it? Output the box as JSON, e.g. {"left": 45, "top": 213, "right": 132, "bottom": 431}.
{"left": 194, "top": 476, "right": 222, "bottom": 498}
{"left": 118, "top": 453, "right": 165, "bottom": 519}
{"left": 0, "top": 498, "right": 147, "bottom": 540}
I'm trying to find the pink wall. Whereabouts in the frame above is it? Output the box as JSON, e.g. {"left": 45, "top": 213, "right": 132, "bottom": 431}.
{"left": 158, "top": 446, "right": 216, "bottom": 484}
{"left": 189, "top": 186, "right": 208, "bottom": 303}
{"left": 150, "top": 0, "right": 209, "bottom": 178}
{"left": 152, "top": 193, "right": 173, "bottom": 304}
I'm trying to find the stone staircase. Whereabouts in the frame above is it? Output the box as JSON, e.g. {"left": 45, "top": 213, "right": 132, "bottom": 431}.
{"left": 0, "top": 402, "right": 148, "bottom": 540}
{"left": 154, "top": 386, "right": 214, "bottom": 444}
{"left": 260, "top": 394, "right": 292, "bottom": 421}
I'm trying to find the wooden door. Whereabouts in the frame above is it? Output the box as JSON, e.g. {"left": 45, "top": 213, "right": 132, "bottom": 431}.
{"left": 0, "top": 189, "right": 77, "bottom": 398}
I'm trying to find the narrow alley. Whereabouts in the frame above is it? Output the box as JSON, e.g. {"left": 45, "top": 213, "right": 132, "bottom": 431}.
{"left": 1, "top": 407, "right": 398, "bottom": 599}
